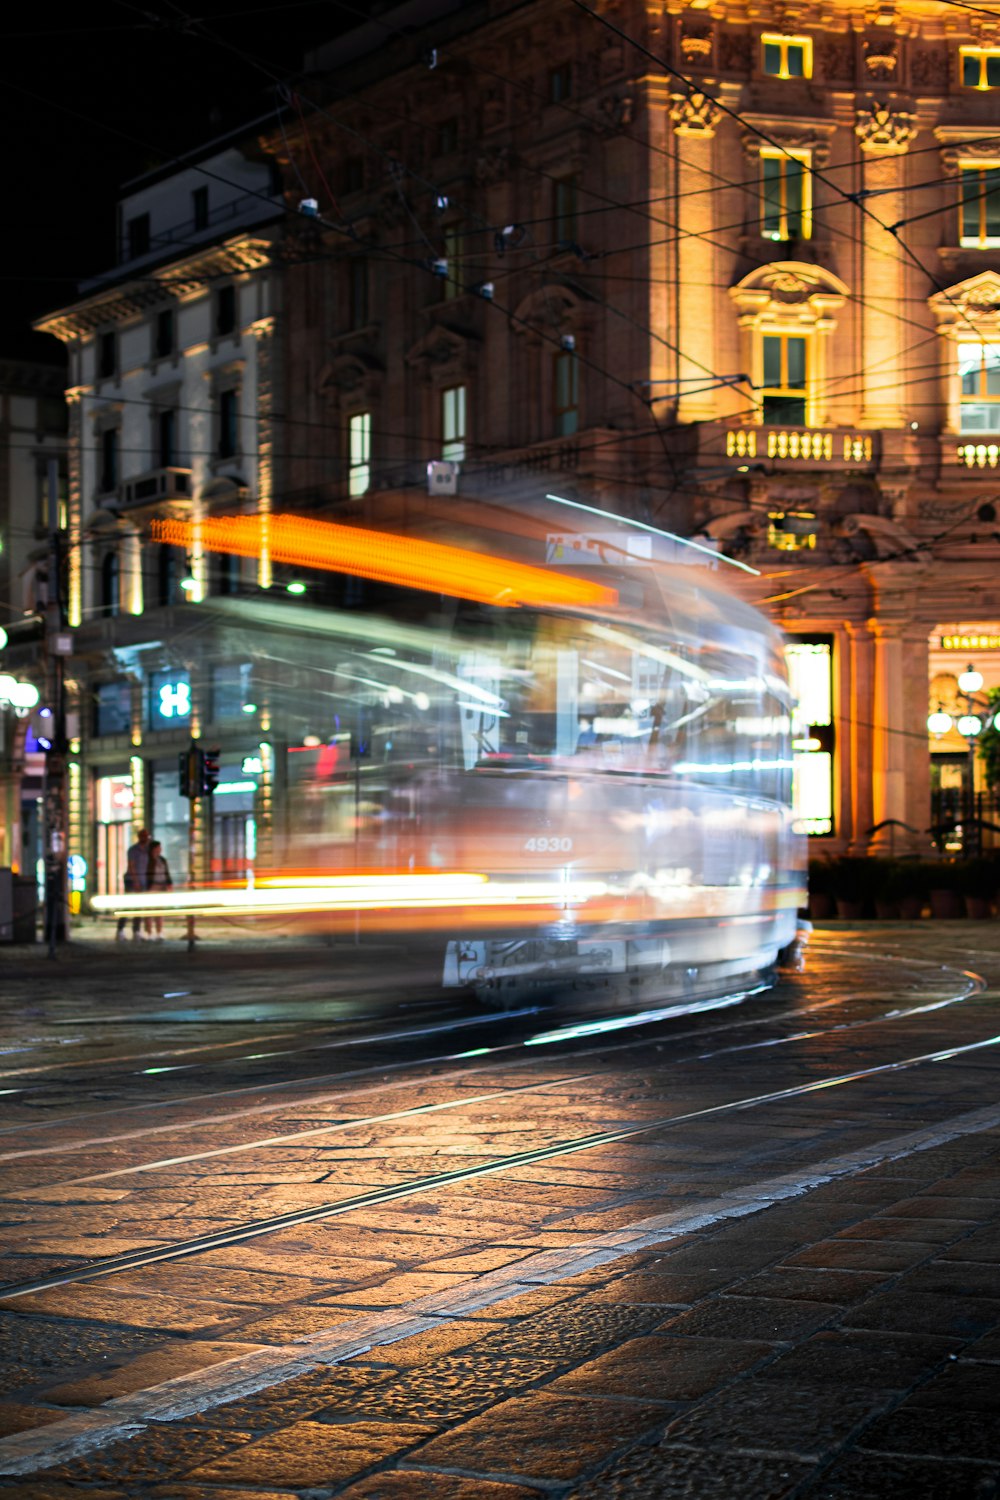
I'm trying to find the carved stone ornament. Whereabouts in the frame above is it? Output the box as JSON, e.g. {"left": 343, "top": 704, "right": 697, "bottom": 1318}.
{"left": 319, "top": 353, "right": 383, "bottom": 400}
{"left": 594, "top": 93, "right": 634, "bottom": 135}
{"left": 854, "top": 98, "right": 915, "bottom": 154}
{"left": 474, "top": 147, "right": 510, "bottom": 186}
{"left": 670, "top": 90, "right": 721, "bottom": 137}
{"left": 729, "top": 260, "right": 850, "bottom": 329}
{"left": 679, "top": 17, "right": 713, "bottom": 64}
{"left": 864, "top": 38, "right": 898, "bottom": 80}
{"left": 929, "top": 271, "right": 1000, "bottom": 335}
{"left": 741, "top": 127, "right": 833, "bottom": 170}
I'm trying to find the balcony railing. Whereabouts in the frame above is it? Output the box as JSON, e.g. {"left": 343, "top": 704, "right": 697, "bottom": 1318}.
{"left": 724, "top": 426, "right": 877, "bottom": 467}
{"left": 954, "top": 441, "right": 1000, "bottom": 470}
{"left": 116, "top": 467, "right": 192, "bottom": 511}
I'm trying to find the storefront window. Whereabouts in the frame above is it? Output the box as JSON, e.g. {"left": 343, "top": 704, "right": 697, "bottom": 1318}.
{"left": 94, "top": 681, "right": 132, "bottom": 737}
{"left": 152, "top": 763, "right": 190, "bottom": 883}
{"left": 785, "top": 637, "right": 834, "bottom": 835}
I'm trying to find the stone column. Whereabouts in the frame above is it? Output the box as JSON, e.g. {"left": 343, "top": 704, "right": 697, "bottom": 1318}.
{"left": 855, "top": 98, "right": 915, "bottom": 430}
{"left": 250, "top": 316, "right": 276, "bottom": 590}
{"left": 845, "top": 622, "right": 875, "bottom": 852}
{"left": 65, "top": 389, "right": 84, "bottom": 627}
{"left": 670, "top": 92, "right": 721, "bottom": 424}
{"left": 868, "top": 619, "right": 909, "bottom": 850}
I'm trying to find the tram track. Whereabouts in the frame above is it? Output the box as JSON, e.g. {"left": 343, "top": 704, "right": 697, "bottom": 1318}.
{"left": 2, "top": 1007, "right": 998, "bottom": 1303}
{"left": 0, "top": 946, "right": 980, "bottom": 1172}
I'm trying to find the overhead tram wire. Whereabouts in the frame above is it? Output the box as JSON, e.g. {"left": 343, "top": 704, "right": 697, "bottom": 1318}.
{"left": 568, "top": 0, "right": 1000, "bottom": 356}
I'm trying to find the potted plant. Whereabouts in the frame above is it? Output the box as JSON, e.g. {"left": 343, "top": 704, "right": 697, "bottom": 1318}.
{"left": 888, "top": 859, "right": 927, "bottom": 921}
{"left": 956, "top": 857, "right": 999, "bottom": 920}
{"left": 807, "top": 858, "right": 835, "bottom": 920}
{"left": 928, "top": 861, "right": 964, "bottom": 919}
{"left": 829, "top": 856, "right": 883, "bottom": 919}
{"left": 873, "top": 860, "right": 900, "bottom": 920}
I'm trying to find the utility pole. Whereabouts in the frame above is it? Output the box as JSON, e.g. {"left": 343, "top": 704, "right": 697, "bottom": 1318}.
{"left": 43, "top": 458, "right": 69, "bottom": 956}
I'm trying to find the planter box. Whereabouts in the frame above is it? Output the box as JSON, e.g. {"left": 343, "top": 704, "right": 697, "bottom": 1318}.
{"left": 930, "top": 889, "right": 964, "bottom": 919}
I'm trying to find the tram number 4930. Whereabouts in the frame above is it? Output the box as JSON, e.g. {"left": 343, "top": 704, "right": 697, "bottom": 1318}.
{"left": 524, "top": 836, "right": 574, "bottom": 852}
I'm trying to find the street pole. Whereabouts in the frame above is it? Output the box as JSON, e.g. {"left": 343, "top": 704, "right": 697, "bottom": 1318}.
{"left": 43, "top": 458, "right": 67, "bottom": 956}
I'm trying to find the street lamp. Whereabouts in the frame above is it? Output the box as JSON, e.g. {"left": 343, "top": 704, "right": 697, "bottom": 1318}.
{"left": 0, "top": 676, "right": 40, "bottom": 715}
{"left": 956, "top": 664, "right": 986, "bottom": 855}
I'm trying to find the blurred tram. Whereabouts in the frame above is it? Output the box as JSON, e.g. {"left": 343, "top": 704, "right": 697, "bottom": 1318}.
{"left": 131, "top": 500, "right": 807, "bottom": 1006}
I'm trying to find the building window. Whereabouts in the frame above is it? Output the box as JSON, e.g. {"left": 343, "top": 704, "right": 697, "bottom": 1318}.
{"left": 442, "top": 385, "right": 466, "bottom": 462}
{"left": 436, "top": 118, "right": 458, "bottom": 155}
{"left": 761, "top": 34, "right": 812, "bottom": 78}
{"left": 98, "top": 331, "right": 117, "bottom": 381}
{"left": 554, "top": 176, "right": 578, "bottom": 244}
{"left": 213, "top": 550, "right": 241, "bottom": 596}
{"left": 549, "top": 63, "right": 572, "bottom": 102}
{"left": 157, "top": 544, "right": 181, "bottom": 607}
{"left": 155, "top": 308, "right": 174, "bottom": 359}
{"left": 961, "top": 48, "right": 1000, "bottom": 88}
{"left": 761, "top": 334, "right": 808, "bottom": 424}
{"left": 348, "top": 411, "right": 371, "bottom": 496}
{"left": 192, "top": 184, "right": 209, "bottom": 229}
{"left": 212, "top": 662, "right": 253, "bottom": 720}
{"left": 442, "top": 226, "right": 463, "bottom": 300}
{"left": 343, "top": 156, "right": 365, "bottom": 195}
{"left": 128, "top": 213, "right": 151, "bottom": 260}
{"left": 100, "top": 428, "right": 119, "bottom": 493}
{"left": 215, "top": 284, "right": 237, "bottom": 336}
{"left": 218, "top": 389, "right": 238, "bottom": 459}
{"left": 958, "top": 343, "right": 1000, "bottom": 432}
{"left": 349, "top": 258, "right": 369, "bottom": 328}
{"left": 101, "top": 551, "right": 120, "bottom": 617}
{"left": 960, "top": 165, "right": 1000, "bottom": 246}
{"left": 94, "top": 680, "right": 132, "bottom": 737}
{"left": 553, "top": 351, "right": 579, "bottom": 436}
{"left": 157, "top": 408, "right": 177, "bottom": 468}
{"left": 761, "top": 151, "right": 811, "bottom": 241}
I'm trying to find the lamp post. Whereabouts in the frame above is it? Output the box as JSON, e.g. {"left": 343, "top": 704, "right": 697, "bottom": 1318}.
{"left": 928, "top": 665, "right": 990, "bottom": 856}
{"left": 956, "top": 665, "right": 985, "bottom": 856}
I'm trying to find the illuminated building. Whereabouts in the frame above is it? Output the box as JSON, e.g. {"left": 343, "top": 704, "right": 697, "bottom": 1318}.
{"left": 31, "top": 0, "right": 1000, "bottom": 908}
{"left": 271, "top": 0, "right": 1000, "bottom": 854}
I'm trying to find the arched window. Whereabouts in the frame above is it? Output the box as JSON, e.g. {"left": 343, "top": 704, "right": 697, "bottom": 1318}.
{"left": 729, "top": 261, "right": 849, "bottom": 428}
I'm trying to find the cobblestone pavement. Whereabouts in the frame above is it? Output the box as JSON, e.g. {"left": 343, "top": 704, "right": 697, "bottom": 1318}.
{"left": 0, "top": 922, "right": 998, "bottom": 1497}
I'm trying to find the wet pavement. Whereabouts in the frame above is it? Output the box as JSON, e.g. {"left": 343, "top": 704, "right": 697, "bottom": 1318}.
{"left": 0, "top": 921, "right": 998, "bottom": 1497}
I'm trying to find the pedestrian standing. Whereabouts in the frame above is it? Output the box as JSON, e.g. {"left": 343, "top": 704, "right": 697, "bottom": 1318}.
{"left": 116, "top": 828, "right": 151, "bottom": 942}
{"left": 146, "top": 840, "right": 172, "bottom": 941}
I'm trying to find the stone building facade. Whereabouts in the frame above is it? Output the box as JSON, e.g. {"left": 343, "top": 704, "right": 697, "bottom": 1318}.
{"left": 268, "top": 0, "right": 1000, "bottom": 854}
{"left": 29, "top": 0, "right": 1000, "bottom": 903}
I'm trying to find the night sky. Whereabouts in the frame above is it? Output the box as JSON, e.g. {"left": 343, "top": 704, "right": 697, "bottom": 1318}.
{"left": 2, "top": 1, "right": 357, "bottom": 364}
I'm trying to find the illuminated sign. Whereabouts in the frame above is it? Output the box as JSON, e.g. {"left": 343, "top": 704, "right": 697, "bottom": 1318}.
{"left": 941, "top": 634, "right": 1000, "bottom": 651}
{"left": 785, "top": 638, "right": 834, "bottom": 836}
{"left": 149, "top": 671, "right": 191, "bottom": 727}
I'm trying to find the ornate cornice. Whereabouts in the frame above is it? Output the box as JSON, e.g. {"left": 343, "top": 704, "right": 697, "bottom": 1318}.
{"left": 730, "top": 260, "right": 850, "bottom": 329}
{"left": 34, "top": 235, "right": 275, "bottom": 344}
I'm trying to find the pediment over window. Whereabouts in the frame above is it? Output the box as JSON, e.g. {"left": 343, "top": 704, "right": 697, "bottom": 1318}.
{"left": 318, "top": 352, "right": 383, "bottom": 400}
{"left": 511, "top": 282, "right": 586, "bottom": 339}
{"left": 729, "top": 261, "right": 849, "bottom": 329}
{"left": 404, "top": 323, "right": 479, "bottom": 373}
{"left": 929, "top": 270, "right": 1000, "bottom": 337}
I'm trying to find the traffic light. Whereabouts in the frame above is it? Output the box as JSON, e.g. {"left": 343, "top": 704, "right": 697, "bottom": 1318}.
{"left": 201, "top": 745, "right": 221, "bottom": 796}
{"left": 178, "top": 745, "right": 203, "bottom": 798}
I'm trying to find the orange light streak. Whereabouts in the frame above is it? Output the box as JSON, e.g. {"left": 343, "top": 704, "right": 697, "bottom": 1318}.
{"left": 151, "top": 514, "right": 617, "bottom": 611}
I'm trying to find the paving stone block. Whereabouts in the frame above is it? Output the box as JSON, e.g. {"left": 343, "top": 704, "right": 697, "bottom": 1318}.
{"left": 336, "top": 1472, "right": 539, "bottom": 1498}
{"left": 313, "top": 1352, "right": 562, "bottom": 1427}
{"left": 554, "top": 1333, "right": 774, "bottom": 1401}
{"left": 783, "top": 1239, "right": 937, "bottom": 1273}
{"left": 38, "top": 1339, "right": 267, "bottom": 1407}
{"left": 412, "top": 1392, "right": 665, "bottom": 1483}
{"left": 734, "top": 1268, "right": 888, "bottom": 1304}
{"left": 563, "top": 1441, "right": 814, "bottom": 1498}
{"left": 659, "top": 1295, "right": 840, "bottom": 1342}
{"left": 857, "top": 1406, "right": 1000, "bottom": 1462}
{"left": 662, "top": 1377, "right": 881, "bottom": 1458}
{"left": 185, "top": 1418, "right": 435, "bottom": 1487}
{"left": 804, "top": 1452, "right": 999, "bottom": 1498}
{"left": 758, "top": 1330, "right": 958, "bottom": 1390}
{"left": 838, "top": 1290, "right": 1000, "bottom": 1339}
